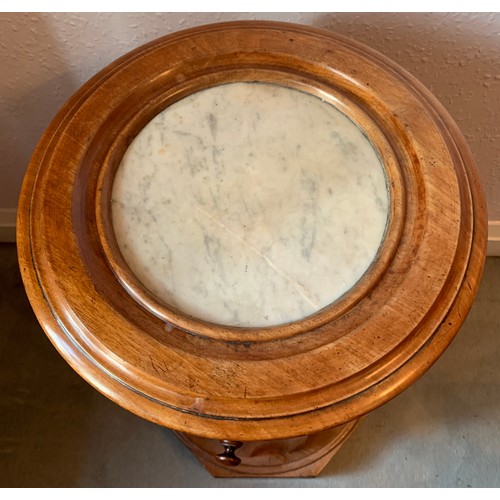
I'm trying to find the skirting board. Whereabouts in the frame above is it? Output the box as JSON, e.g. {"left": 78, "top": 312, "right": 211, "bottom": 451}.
{"left": 488, "top": 221, "right": 500, "bottom": 257}
{"left": 1, "top": 208, "right": 500, "bottom": 256}
{"left": 0, "top": 209, "right": 16, "bottom": 243}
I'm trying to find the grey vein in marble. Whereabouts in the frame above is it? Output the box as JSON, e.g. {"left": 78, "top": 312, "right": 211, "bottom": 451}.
{"left": 111, "top": 82, "right": 389, "bottom": 327}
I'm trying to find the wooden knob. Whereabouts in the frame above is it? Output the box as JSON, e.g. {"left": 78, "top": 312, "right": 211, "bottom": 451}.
{"left": 216, "top": 440, "right": 243, "bottom": 466}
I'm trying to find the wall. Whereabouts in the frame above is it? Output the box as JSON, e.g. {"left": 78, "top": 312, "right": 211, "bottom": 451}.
{"left": 1, "top": 12, "right": 499, "bottom": 247}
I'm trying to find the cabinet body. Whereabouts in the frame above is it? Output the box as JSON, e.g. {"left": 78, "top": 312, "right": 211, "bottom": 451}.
{"left": 17, "top": 22, "right": 487, "bottom": 477}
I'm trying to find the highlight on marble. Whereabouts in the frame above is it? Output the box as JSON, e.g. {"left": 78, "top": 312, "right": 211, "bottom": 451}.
{"left": 111, "top": 82, "right": 389, "bottom": 327}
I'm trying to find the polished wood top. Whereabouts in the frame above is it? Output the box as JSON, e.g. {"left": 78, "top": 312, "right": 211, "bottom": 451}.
{"left": 17, "top": 21, "right": 487, "bottom": 441}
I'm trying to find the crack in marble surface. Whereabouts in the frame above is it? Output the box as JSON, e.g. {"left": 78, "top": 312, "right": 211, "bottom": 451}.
{"left": 194, "top": 204, "right": 319, "bottom": 309}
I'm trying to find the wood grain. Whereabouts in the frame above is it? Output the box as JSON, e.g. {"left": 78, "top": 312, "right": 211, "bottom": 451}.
{"left": 17, "top": 21, "right": 487, "bottom": 448}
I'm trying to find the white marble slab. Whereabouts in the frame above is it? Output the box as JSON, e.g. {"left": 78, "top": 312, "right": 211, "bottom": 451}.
{"left": 111, "top": 82, "right": 389, "bottom": 327}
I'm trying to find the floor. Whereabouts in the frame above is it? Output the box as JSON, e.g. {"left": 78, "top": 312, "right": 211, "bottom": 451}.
{"left": 0, "top": 242, "right": 499, "bottom": 487}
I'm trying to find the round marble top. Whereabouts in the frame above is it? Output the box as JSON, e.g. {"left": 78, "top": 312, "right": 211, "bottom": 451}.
{"left": 111, "top": 82, "right": 389, "bottom": 327}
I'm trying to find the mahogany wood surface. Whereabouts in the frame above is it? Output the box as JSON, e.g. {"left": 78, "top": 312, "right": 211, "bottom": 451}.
{"left": 175, "top": 420, "right": 359, "bottom": 477}
{"left": 17, "top": 21, "right": 487, "bottom": 450}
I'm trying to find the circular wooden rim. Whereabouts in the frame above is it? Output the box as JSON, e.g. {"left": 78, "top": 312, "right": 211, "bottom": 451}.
{"left": 95, "top": 74, "right": 405, "bottom": 342}
{"left": 17, "top": 21, "right": 487, "bottom": 440}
